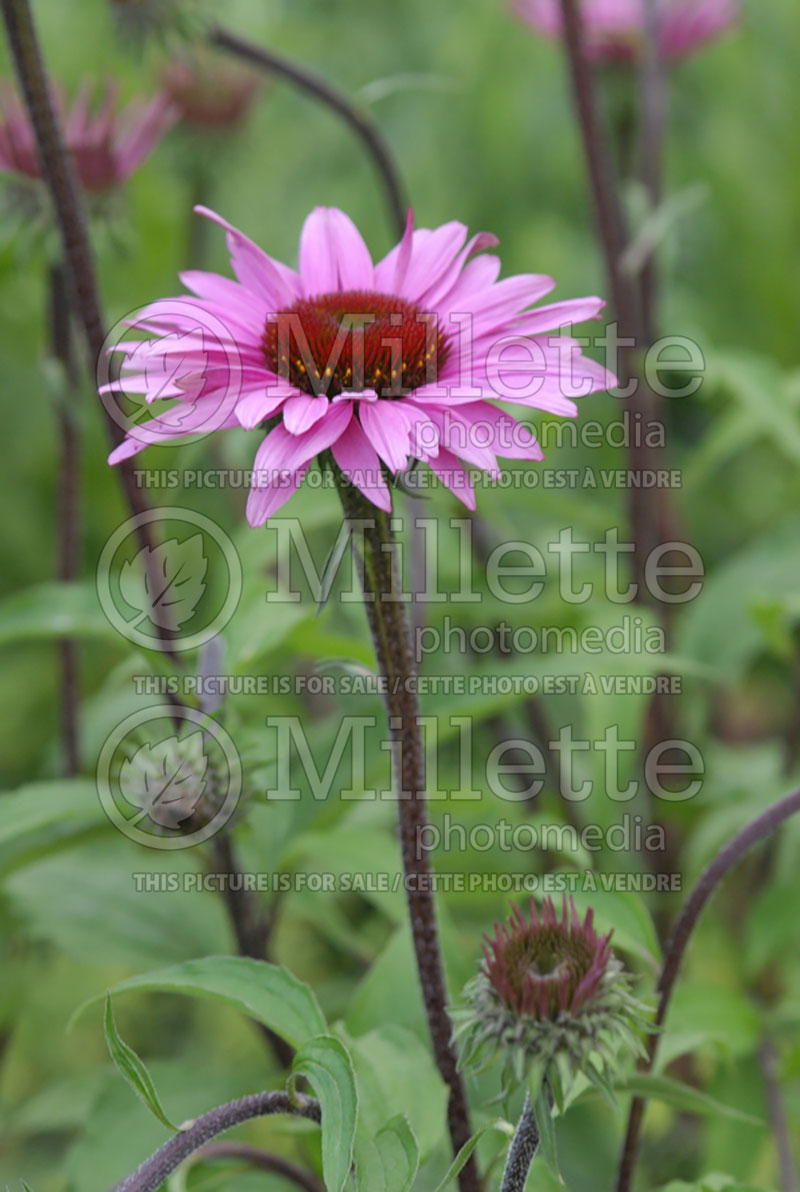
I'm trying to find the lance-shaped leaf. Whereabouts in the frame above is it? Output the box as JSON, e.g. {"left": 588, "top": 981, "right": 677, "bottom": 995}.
{"left": 289, "top": 1036, "right": 357, "bottom": 1192}
{"left": 103, "top": 996, "right": 178, "bottom": 1132}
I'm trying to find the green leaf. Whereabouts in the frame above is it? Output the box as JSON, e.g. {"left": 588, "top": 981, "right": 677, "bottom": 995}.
{"left": 345, "top": 1025, "right": 448, "bottom": 1163}
{"left": 429, "top": 1119, "right": 514, "bottom": 1192}
{"left": 289, "top": 1036, "right": 357, "bottom": 1192}
{"left": 677, "top": 516, "right": 800, "bottom": 679}
{"left": 0, "top": 780, "right": 106, "bottom": 877}
{"left": 532, "top": 1085, "right": 561, "bottom": 1182}
{"left": 73, "top": 956, "right": 326, "bottom": 1048}
{"left": 616, "top": 1074, "right": 762, "bottom": 1125}
{"left": 0, "top": 581, "right": 119, "bottom": 646}
{"left": 374, "top": 1115, "right": 419, "bottom": 1192}
{"left": 7, "top": 840, "right": 230, "bottom": 968}
{"left": 660, "top": 1179, "right": 774, "bottom": 1192}
{"left": 709, "top": 351, "right": 800, "bottom": 466}
{"left": 103, "top": 995, "right": 178, "bottom": 1132}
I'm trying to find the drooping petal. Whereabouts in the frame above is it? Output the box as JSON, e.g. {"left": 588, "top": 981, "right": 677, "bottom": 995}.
{"left": 359, "top": 400, "right": 412, "bottom": 473}
{"left": 282, "top": 394, "right": 330, "bottom": 435}
{"left": 427, "top": 447, "right": 477, "bottom": 510}
{"left": 331, "top": 418, "right": 392, "bottom": 512}
{"left": 246, "top": 467, "right": 307, "bottom": 526}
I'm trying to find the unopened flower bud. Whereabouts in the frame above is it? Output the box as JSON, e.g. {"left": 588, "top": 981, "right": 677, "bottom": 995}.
{"left": 453, "top": 897, "right": 650, "bottom": 1103}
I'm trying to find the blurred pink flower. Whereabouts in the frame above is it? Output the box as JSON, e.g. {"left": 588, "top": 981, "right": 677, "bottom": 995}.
{"left": 104, "top": 205, "right": 615, "bottom": 523}
{"left": 161, "top": 51, "right": 261, "bottom": 132}
{"left": 0, "top": 80, "right": 175, "bottom": 194}
{"left": 512, "top": 0, "right": 738, "bottom": 60}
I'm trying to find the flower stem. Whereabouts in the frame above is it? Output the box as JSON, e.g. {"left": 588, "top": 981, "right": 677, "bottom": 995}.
{"left": 557, "top": 0, "right": 671, "bottom": 602}
{"left": 616, "top": 785, "right": 800, "bottom": 1192}
{"left": 210, "top": 23, "right": 407, "bottom": 239}
{"left": 758, "top": 1036, "right": 799, "bottom": 1192}
{"left": 0, "top": 0, "right": 176, "bottom": 660}
{"left": 49, "top": 261, "right": 81, "bottom": 776}
{"left": 195, "top": 1141, "right": 325, "bottom": 1192}
{"left": 638, "top": 0, "right": 667, "bottom": 343}
{"left": 501, "top": 1093, "right": 540, "bottom": 1192}
{"left": 334, "top": 472, "right": 479, "bottom": 1192}
{"left": 110, "top": 1091, "right": 321, "bottom": 1192}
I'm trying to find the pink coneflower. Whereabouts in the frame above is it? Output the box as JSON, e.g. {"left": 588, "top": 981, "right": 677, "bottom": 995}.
{"left": 0, "top": 80, "right": 175, "bottom": 194}
{"left": 103, "top": 205, "right": 615, "bottom": 522}
{"left": 454, "top": 897, "right": 649, "bottom": 1100}
{"left": 512, "top": 0, "right": 738, "bottom": 60}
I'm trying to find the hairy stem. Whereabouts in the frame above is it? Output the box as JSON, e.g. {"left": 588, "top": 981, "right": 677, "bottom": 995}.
{"left": 334, "top": 473, "right": 479, "bottom": 1192}
{"left": 0, "top": 0, "right": 178, "bottom": 659}
{"left": 49, "top": 261, "right": 80, "bottom": 776}
{"left": 616, "top": 786, "right": 800, "bottom": 1192}
{"left": 557, "top": 0, "right": 671, "bottom": 602}
{"left": 638, "top": 0, "right": 667, "bottom": 343}
{"left": 109, "top": 1091, "right": 321, "bottom": 1192}
{"left": 501, "top": 1093, "right": 540, "bottom": 1192}
{"left": 211, "top": 24, "right": 407, "bottom": 239}
{"left": 196, "top": 1141, "right": 326, "bottom": 1192}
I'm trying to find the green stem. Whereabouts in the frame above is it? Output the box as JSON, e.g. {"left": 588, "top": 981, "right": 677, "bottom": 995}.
{"left": 334, "top": 470, "right": 479, "bottom": 1192}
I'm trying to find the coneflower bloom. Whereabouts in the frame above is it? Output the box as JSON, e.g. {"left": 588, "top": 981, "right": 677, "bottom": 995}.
{"left": 512, "top": 0, "right": 737, "bottom": 60}
{"left": 103, "top": 207, "right": 615, "bottom": 521}
{"left": 453, "top": 898, "right": 648, "bottom": 1101}
{"left": 0, "top": 80, "right": 175, "bottom": 194}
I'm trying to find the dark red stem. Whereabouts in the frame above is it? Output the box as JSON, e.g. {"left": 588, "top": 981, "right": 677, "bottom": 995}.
{"left": 616, "top": 786, "right": 800, "bottom": 1192}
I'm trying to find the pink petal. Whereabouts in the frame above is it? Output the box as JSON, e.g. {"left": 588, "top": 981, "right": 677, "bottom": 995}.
{"left": 195, "top": 206, "right": 301, "bottom": 307}
{"left": 298, "top": 207, "right": 374, "bottom": 295}
{"left": 418, "top": 230, "right": 500, "bottom": 308}
{"left": 359, "top": 401, "right": 412, "bottom": 473}
{"left": 373, "top": 207, "right": 414, "bottom": 293}
{"left": 283, "top": 394, "right": 330, "bottom": 435}
{"left": 427, "top": 448, "right": 477, "bottom": 510}
{"left": 179, "top": 270, "right": 268, "bottom": 330}
{"left": 107, "top": 394, "right": 236, "bottom": 463}
{"left": 331, "top": 419, "right": 392, "bottom": 512}
{"left": 513, "top": 296, "right": 606, "bottom": 335}
{"left": 246, "top": 468, "right": 307, "bottom": 526}
{"left": 235, "top": 386, "right": 294, "bottom": 430}
{"left": 398, "top": 222, "right": 469, "bottom": 302}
